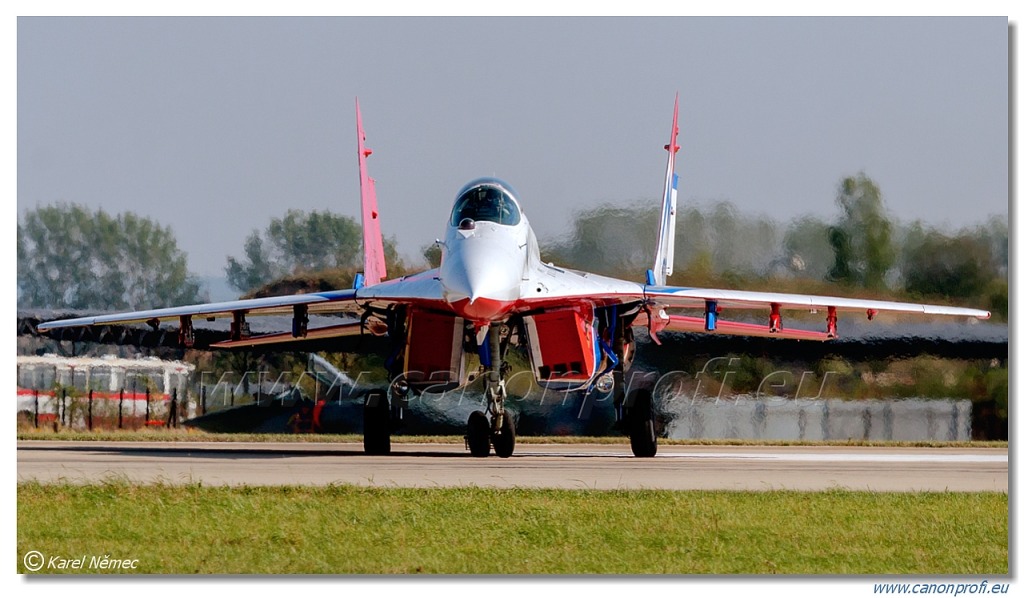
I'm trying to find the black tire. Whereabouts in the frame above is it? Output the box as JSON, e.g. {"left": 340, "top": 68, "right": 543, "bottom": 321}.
{"left": 467, "top": 410, "right": 491, "bottom": 458}
{"left": 363, "top": 391, "right": 391, "bottom": 456}
{"left": 628, "top": 389, "right": 657, "bottom": 458}
{"left": 491, "top": 412, "right": 516, "bottom": 458}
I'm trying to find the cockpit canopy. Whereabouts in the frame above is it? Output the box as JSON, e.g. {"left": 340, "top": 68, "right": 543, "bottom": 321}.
{"left": 450, "top": 179, "right": 522, "bottom": 227}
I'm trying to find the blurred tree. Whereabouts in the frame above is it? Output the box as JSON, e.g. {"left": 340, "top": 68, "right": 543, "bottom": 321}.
{"left": 902, "top": 223, "right": 998, "bottom": 300}
{"left": 17, "top": 204, "right": 202, "bottom": 310}
{"left": 225, "top": 232, "right": 275, "bottom": 296}
{"left": 827, "top": 174, "right": 895, "bottom": 289}
{"left": 226, "top": 209, "right": 402, "bottom": 293}
{"left": 705, "top": 202, "right": 780, "bottom": 278}
{"left": 543, "top": 204, "right": 659, "bottom": 279}
{"left": 544, "top": 200, "right": 781, "bottom": 284}
{"left": 973, "top": 216, "right": 1008, "bottom": 278}
{"left": 422, "top": 243, "right": 442, "bottom": 269}
{"left": 782, "top": 216, "right": 833, "bottom": 280}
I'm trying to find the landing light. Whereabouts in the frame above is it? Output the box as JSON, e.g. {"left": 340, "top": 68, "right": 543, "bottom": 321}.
{"left": 390, "top": 378, "right": 410, "bottom": 398}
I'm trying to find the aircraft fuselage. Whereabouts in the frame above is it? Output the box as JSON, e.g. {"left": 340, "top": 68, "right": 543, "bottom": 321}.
{"left": 438, "top": 178, "right": 539, "bottom": 323}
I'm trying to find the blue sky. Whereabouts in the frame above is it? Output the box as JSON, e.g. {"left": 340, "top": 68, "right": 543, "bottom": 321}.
{"left": 17, "top": 17, "right": 1008, "bottom": 277}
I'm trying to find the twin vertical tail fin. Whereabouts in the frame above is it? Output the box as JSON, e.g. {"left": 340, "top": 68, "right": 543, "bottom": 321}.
{"left": 356, "top": 99, "right": 387, "bottom": 287}
{"left": 649, "top": 94, "right": 680, "bottom": 287}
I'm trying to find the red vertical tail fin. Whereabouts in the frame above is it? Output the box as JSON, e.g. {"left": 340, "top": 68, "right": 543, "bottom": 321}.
{"left": 356, "top": 99, "right": 387, "bottom": 287}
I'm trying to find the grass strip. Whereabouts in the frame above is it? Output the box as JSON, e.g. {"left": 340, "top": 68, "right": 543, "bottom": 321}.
{"left": 17, "top": 482, "right": 1007, "bottom": 574}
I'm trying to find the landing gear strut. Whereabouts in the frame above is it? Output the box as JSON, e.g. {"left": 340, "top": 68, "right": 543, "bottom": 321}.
{"left": 360, "top": 307, "right": 410, "bottom": 456}
{"left": 465, "top": 324, "right": 516, "bottom": 458}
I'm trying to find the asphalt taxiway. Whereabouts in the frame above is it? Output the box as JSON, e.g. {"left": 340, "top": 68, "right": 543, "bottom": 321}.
{"left": 16, "top": 441, "right": 1007, "bottom": 492}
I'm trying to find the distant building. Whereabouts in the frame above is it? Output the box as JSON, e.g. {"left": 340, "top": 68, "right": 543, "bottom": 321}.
{"left": 17, "top": 354, "right": 195, "bottom": 429}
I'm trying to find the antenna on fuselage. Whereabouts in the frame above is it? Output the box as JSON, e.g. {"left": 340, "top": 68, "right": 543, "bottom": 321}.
{"left": 649, "top": 93, "right": 680, "bottom": 287}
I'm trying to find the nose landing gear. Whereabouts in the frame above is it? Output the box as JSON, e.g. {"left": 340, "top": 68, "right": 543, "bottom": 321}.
{"left": 465, "top": 324, "right": 517, "bottom": 458}
{"left": 490, "top": 384, "right": 516, "bottom": 458}
{"left": 464, "top": 389, "right": 516, "bottom": 459}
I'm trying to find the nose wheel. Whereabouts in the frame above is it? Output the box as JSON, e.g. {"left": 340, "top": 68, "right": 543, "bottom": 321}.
{"left": 465, "top": 323, "right": 516, "bottom": 458}
{"left": 491, "top": 407, "right": 515, "bottom": 458}
{"left": 466, "top": 410, "right": 491, "bottom": 457}
{"left": 465, "top": 407, "right": 516, "bottom": 459}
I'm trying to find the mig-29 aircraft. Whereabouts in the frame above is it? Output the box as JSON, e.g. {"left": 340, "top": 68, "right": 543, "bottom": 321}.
{"left": 38, "top": 97, "right": 991, "bottom": 458}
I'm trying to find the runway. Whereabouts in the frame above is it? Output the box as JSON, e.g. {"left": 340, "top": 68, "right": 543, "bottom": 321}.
{"left": 17, "top": 441, "right": 1007, "bottom": 491}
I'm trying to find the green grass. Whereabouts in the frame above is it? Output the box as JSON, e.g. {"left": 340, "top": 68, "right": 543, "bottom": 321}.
{"left": 15, "top": 427, "right": 1008, "bottom": 448}
{"left": 17, "top": 482, "right": 1007, "bottom": 574}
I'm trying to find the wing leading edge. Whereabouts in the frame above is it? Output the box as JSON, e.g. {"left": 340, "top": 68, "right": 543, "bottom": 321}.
{"left": 35, "top": 290, "right": 359, "bottom": 331}
{"left": 645, "top": 286, "right": 991, "bottom": 319}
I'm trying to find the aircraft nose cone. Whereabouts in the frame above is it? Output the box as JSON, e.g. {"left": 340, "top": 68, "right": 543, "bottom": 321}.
{"left": 459, "top": 295, "right": 512, "bottom": 321}
{"left": 440, "top": 236, "right": 521, "bottom": 321}
{"left": 444, "top": 265, "right": 517, "bottom": 321}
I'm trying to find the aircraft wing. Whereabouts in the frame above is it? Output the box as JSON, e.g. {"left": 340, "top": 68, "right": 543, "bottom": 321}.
{"left": 209, "top": 321, "right": 367, "bottom": 349}
{"left": 355, "top": 269, "right": 447, "bottom": 305}
{"left": 625, "top": 285, "right": 992, "bottom": 342}
{"left": 35, "top": 289, "right": 360, "bottom": 331}
{"left": 653, "top": 314, "right": 833, "bottom": 341}
{"left": 644, "top": 285, "right": 991, "bottom": 319}
{"left": 34, "top": 272, "right": 451, "bottom": 349}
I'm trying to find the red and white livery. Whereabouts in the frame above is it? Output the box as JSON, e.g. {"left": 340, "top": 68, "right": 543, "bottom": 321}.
{"left": 39, "top": 97, "right": 991, "bottom": 458}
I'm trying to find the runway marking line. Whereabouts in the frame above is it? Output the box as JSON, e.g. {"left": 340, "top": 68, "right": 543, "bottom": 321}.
{"left": 521, "top": 450, "right": 1006, "bottom": 463}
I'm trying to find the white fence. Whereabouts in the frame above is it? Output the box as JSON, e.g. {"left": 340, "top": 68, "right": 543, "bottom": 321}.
{"left": 663, "top": 397, "right": 971, "bottom": 441}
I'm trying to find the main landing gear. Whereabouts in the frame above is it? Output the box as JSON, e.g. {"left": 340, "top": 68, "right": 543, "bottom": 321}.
{"left": 610, "top": 324, "right": 657, "bottom": 457}
{"left": 362, "top": 389, "right": 392, "bottom": 455}
{"left": 465, "top": 324, "right": 516, "bottom": 458}
{"left": 361, "top": 307, "right": 409, "bottom": 456}
{"left": 626, "top": 388, "right": 657, "bottom": 458}
{"left": 615, "top": 378, "right": 658, "bottom": 458}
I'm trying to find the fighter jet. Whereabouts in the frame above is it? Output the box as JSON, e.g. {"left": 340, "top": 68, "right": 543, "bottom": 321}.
{"left": 39, "top": 97, "right": 991, "bottom": 458}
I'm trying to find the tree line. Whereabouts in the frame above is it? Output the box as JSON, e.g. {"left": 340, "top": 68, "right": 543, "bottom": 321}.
{"left": 17, "top": 173, "right": 1008, "bottom": 319}
{"left": 17, "top": 205, "right": 201, "bottom": 311}
{"left": 224, "top": 209, "right": 403, "bottom": 295}
{"left": 545, "top": 173, "right": 1007, "bottom": 318}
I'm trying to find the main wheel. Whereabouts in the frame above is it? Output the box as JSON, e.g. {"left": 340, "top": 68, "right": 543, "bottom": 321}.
{"left": 467, "top": 410, "right": 491, "bottom": 457}
{"left": 362, "top": 391, "right": 391, "bottom": 456}
{"left": 491, "top": 412, "right": 516, "bottom": 458}
{"left": 628, "top": 389, "right": 657, "bottom": 458}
